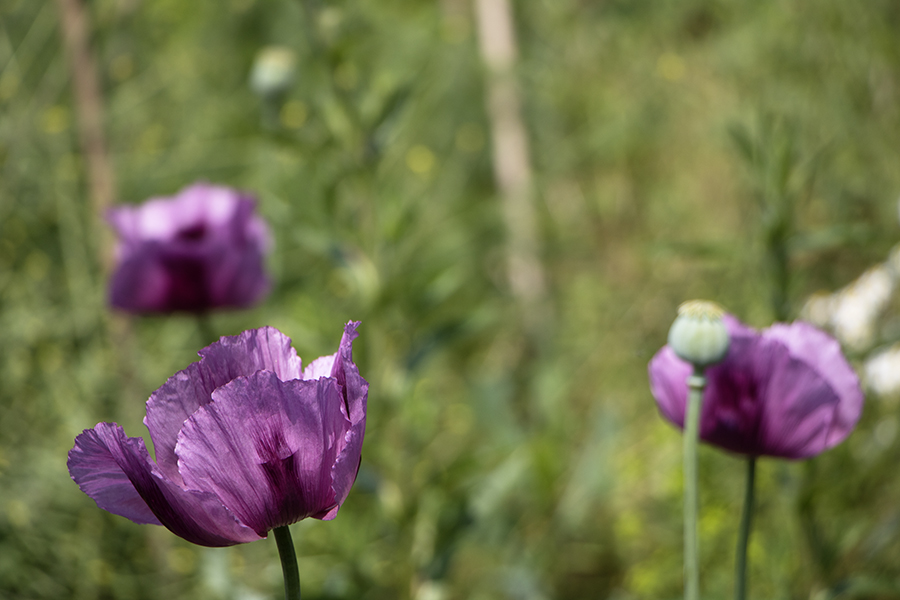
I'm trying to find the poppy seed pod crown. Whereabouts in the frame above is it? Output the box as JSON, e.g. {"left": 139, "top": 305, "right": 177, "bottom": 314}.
{"left": 667, "top": 300, "right": 731, "bottom": 368}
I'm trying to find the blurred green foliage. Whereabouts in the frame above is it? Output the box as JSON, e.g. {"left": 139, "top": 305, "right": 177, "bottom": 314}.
{"left": 3, "top": 0, "right": 900, "bottom": 598}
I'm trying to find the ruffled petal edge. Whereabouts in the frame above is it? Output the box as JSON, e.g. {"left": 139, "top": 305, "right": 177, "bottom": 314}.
{"left": 70, "top": 423, "right": 263, "bottom": 547}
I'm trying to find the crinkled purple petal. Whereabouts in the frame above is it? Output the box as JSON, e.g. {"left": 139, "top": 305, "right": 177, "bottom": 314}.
{"left": 751, "top": 340, "right": 841, "bottom": 458}
{"left": 145, "top": 327, "right": 302, "bottom": 482}
{"left": 697, "top": 331, "right": 770, "bottom": 454}
{"left": 205, "top": 242, "right": 270, "bottom": 308}
{"left": 156, "top": 246, "right": 216, "bottom": 312}
{"left": 68, "top": 426, "right": 162, "bottom": 525}
{"left": 176, "top": 372, "right": 349, "bottom": 536}
{"left": 303, "top": 354, "right": 336, "bottom": 380}
{"left": 108, "top": 243, "right": 173, "bottom": 312}
{"left": 109, "top": 184, "right": 258, "bottom": 243}
{"left": 319, "top": 321, "right": 367, "bottom": 519}
{"left": 699, "top": 337, "right": 832, "bottom": 458}
{"left": 111, "top": 240, "right": 268, "bottom": 313}
{"left": 69, "top": 423, "right": 262, "bottom": 547}
{"left": 648, "top": 345, "right": 693, "bottom": 427}
{"left": 764, "top": 321, "right": 864, "bottom": 449}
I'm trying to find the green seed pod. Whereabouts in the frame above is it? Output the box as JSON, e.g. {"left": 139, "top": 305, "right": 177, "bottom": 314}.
{"left": 667, "top": 300, "right": 730, "bottom": 368}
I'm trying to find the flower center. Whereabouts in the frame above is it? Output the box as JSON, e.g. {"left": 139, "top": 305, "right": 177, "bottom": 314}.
{"left": 177, "top": 223, "right": 208, "bottom": 241}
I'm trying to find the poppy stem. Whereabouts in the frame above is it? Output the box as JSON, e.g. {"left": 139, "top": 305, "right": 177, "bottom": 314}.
{"left": 735, "top": 457, "right": 757, "bottom": 600}
{"left": 273, "top": 526, "right": 301, "bottom": 600}
{"left": 684, "top": 368, "right": 706, "bottom": 600}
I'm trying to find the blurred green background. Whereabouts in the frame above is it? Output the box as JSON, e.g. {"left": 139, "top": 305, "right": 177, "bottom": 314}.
{"left": 3, "top": 0, "right": 900, "bottom": 598}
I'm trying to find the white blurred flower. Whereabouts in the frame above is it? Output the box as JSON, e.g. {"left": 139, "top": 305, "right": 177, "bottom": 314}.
{"left": 801, "top": 263, "right": 896, "bottom": 351}
{"left": 865, "top": 344, "right": 900, "bottom": 397}
{"left": 832, "top": 265, "right": 894, "bottom": 350}
{"left": 415, "top": 581, "right": 447, "bottom": 600}
{"left": 887, "top": 245, "right": 900, "bottom": 273}
{"left": 249, "top": 46, "right": 296, "bottom": 98}
{"left": 801, "top": 292, "right": 837, "bottom": 329}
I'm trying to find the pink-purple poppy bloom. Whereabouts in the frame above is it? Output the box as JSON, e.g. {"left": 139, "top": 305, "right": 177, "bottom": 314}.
{"left": 107, "top": 183, "right": 271, "bottom": 313}
{"left": 67, "top": 323, "right": 367, "bottom": 547}
{"left": 649, "top": 315, "right": 863, "bottom": 459}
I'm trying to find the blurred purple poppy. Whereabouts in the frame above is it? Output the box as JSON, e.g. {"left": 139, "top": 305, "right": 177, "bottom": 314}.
{"left": 68, "top": 323, "right": 367, "bottom": 547}
{"left": 107, "top": 183, "right": 271, "bottom": 313}
{"left": 649, "top": 315, "right": 863, "bottom": 459}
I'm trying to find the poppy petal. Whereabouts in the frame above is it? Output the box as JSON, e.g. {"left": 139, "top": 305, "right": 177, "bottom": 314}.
{"left": 69, "top": 423, "right": 262, "bottom": 547}
{"left": 68, "top": 426, "right": 162, "bottom": 526}
{"left": 323, "top": 322, "right": 368, "bottom": 517}
{"left": 176, "top": 372, "right": 349, "bottom": 536}
{"left": 144, "top": 326, "right": 303, "bottom": 482}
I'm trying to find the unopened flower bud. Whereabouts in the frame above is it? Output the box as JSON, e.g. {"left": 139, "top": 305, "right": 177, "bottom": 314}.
{"left": 667, "top": 300, "right": 730, "bottom": 368}
{"left": 249, "top": 46, "right": 296, "bottom": 99}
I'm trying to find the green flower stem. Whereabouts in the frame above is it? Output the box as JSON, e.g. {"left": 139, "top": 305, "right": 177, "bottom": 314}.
{"left": 735, "top": 457, "right": 757, "bottom": 600}
{"left": 684, "top": 369, "right": 706, "bottom": 600}
{"left": 274, "top": 526, "right": 301, "bottom": 600}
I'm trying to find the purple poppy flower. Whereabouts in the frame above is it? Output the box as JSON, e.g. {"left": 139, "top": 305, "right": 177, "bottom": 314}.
{"left": 108, "top": 183, "right": 271, "bottom": 313}
{"left": 648, "top": 315, "right": 863, "bottom": 459}
{"left": 67, "top": 322, "right": 367, "bottom": 547}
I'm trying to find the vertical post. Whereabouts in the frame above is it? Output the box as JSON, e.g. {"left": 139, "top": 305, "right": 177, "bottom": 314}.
{"left": 54, "top": 0, "right": 117, "bottom": 269}
{"left": 55, "top": 0, "right": 138, "bottom": 442}
{"left": 473, "top": 0, "right": 547, "bottom": 333}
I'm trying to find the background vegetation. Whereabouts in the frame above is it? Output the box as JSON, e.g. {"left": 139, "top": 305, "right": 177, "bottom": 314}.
{"left": 2, "top": 0, "right": 900, "bottom": 598}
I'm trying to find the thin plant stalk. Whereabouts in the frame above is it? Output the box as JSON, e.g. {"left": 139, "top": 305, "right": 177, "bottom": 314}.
{"left": 735, "top": 457, "right": 757, "bottom": 600}
{"left": 274, "top": 526, "right": 301, "bottom": 600}
{"left": 684, "top": 368, "right": 706, "bottom": 600}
